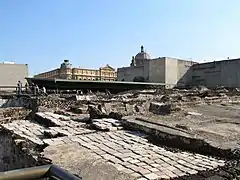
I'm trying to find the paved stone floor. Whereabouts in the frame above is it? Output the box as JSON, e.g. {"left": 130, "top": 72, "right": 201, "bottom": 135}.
{"left": 1, "top": 112, "right": 226, "bottom": 180}
{"left": 68, "top": 131, "right": 225, "bottom": 179}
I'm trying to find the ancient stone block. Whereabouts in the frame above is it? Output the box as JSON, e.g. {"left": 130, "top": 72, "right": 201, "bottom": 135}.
{"left": 149, "top": 102, "right": 171, "bottom": 115}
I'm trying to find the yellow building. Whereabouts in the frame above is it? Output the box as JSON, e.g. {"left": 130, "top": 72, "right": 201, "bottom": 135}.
{"left": 34, "top": 60, "right": 117, "bottom": 81}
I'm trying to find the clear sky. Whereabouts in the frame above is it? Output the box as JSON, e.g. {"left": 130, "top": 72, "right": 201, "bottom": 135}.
{"left": 1, "top": 0, "right": 240, "bottom": 76}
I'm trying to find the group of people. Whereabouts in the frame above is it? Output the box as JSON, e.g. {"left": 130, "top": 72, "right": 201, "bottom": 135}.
{"left": 16, "top": 81, "right": 112, "bottom": 96}
{"left": 16, "top": 81, "right": 47, "bottom": 96}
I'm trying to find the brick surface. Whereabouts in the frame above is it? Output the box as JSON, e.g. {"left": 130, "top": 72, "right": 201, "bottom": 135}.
{"left": 144, "top": 173, "right": 160, "bottom": 180}
{"left": 0, "top": 112, "right": 226, "bottom": 180}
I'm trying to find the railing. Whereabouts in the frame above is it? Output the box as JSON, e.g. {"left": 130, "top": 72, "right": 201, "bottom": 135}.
{"left": 0, "top": 165, "right": 82, "bottom": 180}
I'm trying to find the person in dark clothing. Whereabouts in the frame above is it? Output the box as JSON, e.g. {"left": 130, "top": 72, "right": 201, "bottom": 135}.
{"left": 25, "top": 83, "right": 29, "bottom": 93}
{"left": 17, "top": 81, "right": 22, "bottom": 95}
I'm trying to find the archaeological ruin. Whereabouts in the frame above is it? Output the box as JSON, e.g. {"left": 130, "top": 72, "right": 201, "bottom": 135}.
{"left": 0, "top": 86, "right": 239, "bottom": 180}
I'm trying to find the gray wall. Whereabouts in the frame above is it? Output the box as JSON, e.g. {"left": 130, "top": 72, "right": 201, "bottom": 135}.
{"left": 176, "top": 59, "right": 194, "bottom": 88}
{"left": 164, "top": 58, "right": 193, "bottom": 88}
{"left": 0, "top": 64, "right": 28, "bottom": 87}
{"left": 142, "top": 60, "right": 150, "bottom": 81}
{"left": 117, "top": 66, "right": 144, "bottom": 81}
{"left": 165, "top": 58, "right": 178, "bottom": 86}
{"left": 148, "top": 58, "right": 165, "bottom": 83}
{"left": 191, "top": 59, "right": 240, "bottom": 88}
{"left": 117, "top": 57, "right": 193, "bottom": 87}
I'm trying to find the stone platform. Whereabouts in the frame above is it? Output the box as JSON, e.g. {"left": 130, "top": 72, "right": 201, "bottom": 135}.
{"left": 0, "top": 112, "right": 226, "bottom": 180}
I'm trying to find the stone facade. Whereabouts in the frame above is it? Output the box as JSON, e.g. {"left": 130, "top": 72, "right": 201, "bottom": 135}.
{"left": 34, "top": 60, "right": 117, "bottom": 81}
{"left": 117, "top": 46, "right": 196, "bottom": 88}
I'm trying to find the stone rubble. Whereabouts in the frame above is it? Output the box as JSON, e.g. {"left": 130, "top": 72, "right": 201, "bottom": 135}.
{"left": 0, "top": 108, "right": 30, "bottom": 123}
{"left": 1, "top": 88, "right": 240, "bottom": 179}
{"left": 149, "top": 102, "right": 181, "bottom": 115}
{"left": 92, "top": 118, "right": 123, "bottom": 131}
{"left": 0, "top": 110, "right": 227, "bottom": 180}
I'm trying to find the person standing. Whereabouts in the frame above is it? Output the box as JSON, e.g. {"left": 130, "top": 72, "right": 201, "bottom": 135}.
{"left": 25, "top": 83, "right": 29, "bottom": 93}
{"left": 33, "top": 84, "right": 37, "bottom": 95}
{"left": 17, "top": 81, "right": 22, "bottom": 96}
{"left": 36, "top": 84, "right": 39, "bottom": 95}
{"left": 42, "top": 86, "right": 47, "bottom": 96}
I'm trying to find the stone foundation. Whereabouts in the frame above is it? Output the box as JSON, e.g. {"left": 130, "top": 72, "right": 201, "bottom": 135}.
{"left": 0, "top": 130, "right": 39, "bottom": 171}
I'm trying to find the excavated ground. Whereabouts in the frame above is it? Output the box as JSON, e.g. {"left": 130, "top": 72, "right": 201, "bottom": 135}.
{"left": 0, "top": 88, "right": 239, "bottom": 180}
{"left": 128, "top": 103, "right": 240, "bottom": 153}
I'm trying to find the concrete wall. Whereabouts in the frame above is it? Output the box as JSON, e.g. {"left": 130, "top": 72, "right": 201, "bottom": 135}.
{"left": 191, "top": 59, "right": 240, "bottom": 88}
{"left": 176, "top": 59, "right": 194, "bottom": 88}
{"left": 165, "top": 58, "right": 178, "bottom": 87}
{"left": 142, "top": 60, "right": 150, "bottom": 81}
{"left": 117, "top": 66, "right": 144, "bottom": 81}
{"left": 0, "top": 64, "right": 28, "bottom": 87}
{"left": 148, "top": 58, "right": 165, "bottom": 83}
{"left": 164, "top": 58, "right": 194, "bottom": 88}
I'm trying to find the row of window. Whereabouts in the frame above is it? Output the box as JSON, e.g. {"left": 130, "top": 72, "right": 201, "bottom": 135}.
{"left": 71, "top": 75, "right": 116, "bottom": 80}
{"left": 35, "top": 70, "right": 59, "bottom": 78}
{"left": 73, "top": 70, "right": 99, "bottom": 75}
{"left": 73, "top": 77, "right": 116, "bottom": 81}
{"left": 101, "top": 72, "right": 116, "bottom": 77}
{"left": 36, "top": 71, "right": 116, "bottom": 78}
{"left": 72, "top": 71, "right": 116, "bottom": 77}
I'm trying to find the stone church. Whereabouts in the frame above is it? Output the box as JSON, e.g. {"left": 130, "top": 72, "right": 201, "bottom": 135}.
{"left": 117, "top": 46, "right": 196, "bottom": 88}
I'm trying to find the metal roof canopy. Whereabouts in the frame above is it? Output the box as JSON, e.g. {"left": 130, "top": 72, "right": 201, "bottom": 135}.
{"left": 26, "top": 78, "right": 167, "bottom": 92}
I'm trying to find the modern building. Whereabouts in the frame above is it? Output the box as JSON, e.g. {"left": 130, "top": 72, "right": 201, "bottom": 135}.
{"left": 0, "top": 62, "right": 28, "bottom": 88}
{"left": 118, "top": 45, "right": 240, "bottom": 88}
{"left": 34, "top": 60, "right": 117, "bottom": 81}
{"left": 191, "top": 58, "right": 240, "bottom": 88}
{"left": 117, "top": 46, "right": 196, "bottom": 88}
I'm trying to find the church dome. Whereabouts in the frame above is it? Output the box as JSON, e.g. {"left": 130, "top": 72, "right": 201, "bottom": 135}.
{"left": 60, "top": 60, "right": 72, "bottom": 69}
{"left": 135, "top": 45, "right": 151, "bottom": 60}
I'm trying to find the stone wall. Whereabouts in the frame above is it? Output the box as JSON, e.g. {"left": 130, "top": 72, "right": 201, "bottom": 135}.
{"left": 0, "top": 96, "right": 37, "bottom": 109}
{"left": 0, "top": 107, "right": 31, "bottom": 123}
{"left": 191, "top": 58, "right": 240, "bottom": 88}
{"left": 0, "top": 130, "right": 38, "bottom": 171}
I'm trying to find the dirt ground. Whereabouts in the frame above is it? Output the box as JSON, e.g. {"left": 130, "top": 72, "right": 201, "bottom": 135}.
{"left": 135, "top": 103, "right": 240, "bottom": 151}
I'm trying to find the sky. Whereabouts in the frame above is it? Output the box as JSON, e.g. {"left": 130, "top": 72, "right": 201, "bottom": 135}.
{"left": 1, "top": 0, "right": 240, "bottom": 76}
